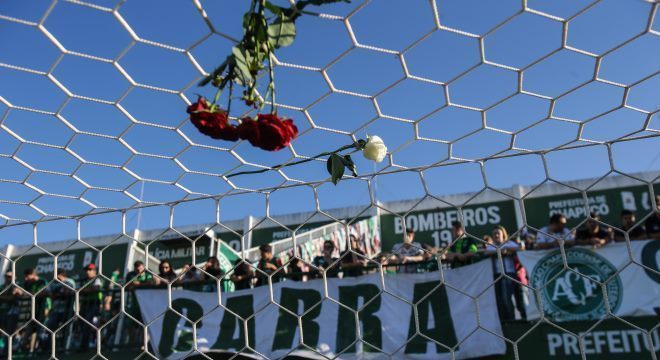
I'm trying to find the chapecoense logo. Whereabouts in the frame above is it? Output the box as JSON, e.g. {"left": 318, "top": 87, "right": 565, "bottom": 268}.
{"left": 531, "top": 248, "right": 622, "bottom": 321}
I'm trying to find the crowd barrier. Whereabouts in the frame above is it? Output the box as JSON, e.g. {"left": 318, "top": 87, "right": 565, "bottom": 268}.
{"left": 0, "top": 252, "right": 528, "bottom": 357}
{"left": 1, "top": 243, "right": 658, "bottom": 359}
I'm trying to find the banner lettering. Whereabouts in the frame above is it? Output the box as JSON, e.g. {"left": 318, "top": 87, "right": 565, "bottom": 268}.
{"left": 136, "top": 260, "right": 505, "bottom": 359}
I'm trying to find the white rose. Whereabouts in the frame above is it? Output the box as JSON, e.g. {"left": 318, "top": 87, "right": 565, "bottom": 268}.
{"left": 362, "top": 136, "right": 387, "bottom": 163}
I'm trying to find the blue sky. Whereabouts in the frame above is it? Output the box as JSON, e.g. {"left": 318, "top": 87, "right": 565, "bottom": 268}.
{"left": 0, "top": 0, "right": 658, "bottom": 245}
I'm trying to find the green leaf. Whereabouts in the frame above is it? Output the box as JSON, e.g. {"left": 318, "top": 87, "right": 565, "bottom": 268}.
{"left": 341, "top": 154, "right": 358, "bottom": 177}
{"left": 326, "top": 156, "right": 332, "bottom": 175}
{"left": 267, "top": 15, "right": 296, "bottom": 48}
{"left": 282, "top": 0, "right": 351, "bottom": 20}
{"left": 326, "top": 154, "right": 345, "bottom": 185}
{"left": 264, "top": 1, "right": 286, "bottom": 15}
{"left": 231, "top": 46, "right": 254, "bottom": 86}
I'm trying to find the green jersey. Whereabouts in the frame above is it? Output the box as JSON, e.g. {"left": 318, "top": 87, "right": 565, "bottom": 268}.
{"left": 449, "top": 236, "right": 479, "bottom": 268}
{"left": 125, "top": 271, "right": 153, "bottom": 285}
{"left": 79, "top": 277, "right": 104, "bottom": 309}
{"left": 23, "top": 278, "right": 51, "bottom": 320}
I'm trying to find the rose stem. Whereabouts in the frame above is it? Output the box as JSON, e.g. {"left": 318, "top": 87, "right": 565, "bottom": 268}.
{"left": 227, "top": 81, "right": 233, "bottom": 120}
{"left": 226, "top": 143, "right": 358, "bottom": 178}
{"left": 268, "top": 46, "right": 276, "bottom": 114}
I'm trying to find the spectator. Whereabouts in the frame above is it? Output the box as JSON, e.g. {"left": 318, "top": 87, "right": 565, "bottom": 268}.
{"left": 124, "top": 261, "right": 152, "bottom": 349}
{"left": 0, "top": 271, "right": 19, "bottom": 355}
{"left": 392, "top": 228, "right": 424, "bottom": 273}
{"left": 18, "top": 267, "right": 50, "bottom": 298}
{"left": 645, "top": 194, "right": 660, "bottom": 239}
{"left": 108, "top": 267, "right": 121, "bottom": 287}
{"left": 202, "top": 257, "right": 223, "bottom": 280}
{"left": 200, "top": 257, "right": 224, "bottom": 292}
{"left": 575, "top": 212, "right": 612, "bottom": 247}
{"left": 255, "top": 244, "right": 285, "bottom": 287}
{"left": 230, "top": 260, "right": 254, "bottom": 289}
{"left": 312, "top": 240, "right": 340, "bottom": 278}
{"left": 341, "top": 234, "right": 368, "bottom": 277}
{"left": 101, "top": 268, "right": 121, "bottom": 347}
{"left": 482, "top": 235, "right": 494, "bottom": 249}
{"left": 56, "top": 268, "right": 77, "bottom": 290}
{"left": 78, "top": 264, "right": 103, "bottom": 352}
{"left": 155, "top": 260, "right": 178, "bottom": 286}
{"left": 376, "top": 253, "right": 398, "bottom": 274}
{"left": 286, "top": 258, "right": 306, "bottom": 282}
{"left": 534, "top": 213, "right": 575, "bottom": 249}
{"left": 614, "top": 210, "right": 646, "bottom": 241}
{"left": 486, "top": 226, "right": 526, "bottom": 321}
{"left": 446, "top": 221, "right": 478, "bottom": 268}
{"left": 125, "top": 260, "right": 153, "bottom": 288}
{"left": 181, "top": 264, "right": 202, "bottom": 283}
{"left": 46, "top": 269, "right": 76, "bottom": 345}
{"left": 421, "top": 243, "right": 439, "bottom": 272}
{"left": 18, "top": 268, "right": 51, "bottom": 353}
{"left": 103, "top": 268, "right": 121, "bottom": 314}
{"left": 520, "top": 227, "right": 535, "bottom": 250}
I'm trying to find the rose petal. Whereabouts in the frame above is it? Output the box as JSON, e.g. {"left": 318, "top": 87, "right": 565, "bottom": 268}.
{"left": 238, "top": 118, "right": 261, "bottom": 146}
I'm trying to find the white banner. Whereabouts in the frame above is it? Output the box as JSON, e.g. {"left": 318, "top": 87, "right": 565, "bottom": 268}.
{"left": 518, "top": 240, "right": 660, "bottom": 321}
{"left": 136, "top": 260, "right": 505, "bottom": 359}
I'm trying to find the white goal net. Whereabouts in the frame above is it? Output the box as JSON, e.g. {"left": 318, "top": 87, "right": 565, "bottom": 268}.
{"left": 0, "top": 0, "right": 659, "bottom": 359}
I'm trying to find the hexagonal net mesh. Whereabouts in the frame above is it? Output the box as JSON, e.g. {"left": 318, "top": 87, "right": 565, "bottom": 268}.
{"left": 0, "top": 0, "right": 659, "bottom": 359}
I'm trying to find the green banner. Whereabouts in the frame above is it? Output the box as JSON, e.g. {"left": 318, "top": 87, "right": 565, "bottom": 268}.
{"left": 523, "top": 184, "right": 659, "bottom": 229}
{"left": 146, "top": 235, "right": 212, "bottom": 269}
{"left": 250, "top": 220, "right": 333, "bottom": 247}
{"left": 250, "top": 216, "right": 374, "bottom": 248}
{"left": 503, "top": 316, "right": 660, "bottom": 359}
{"left": 12, "top": 243, "right": 129, "bottom": 281}
{"left": 380, "top": 200, "right": 517, "bottom": 251}
{"left": 216, "top": 230, "right": 243, "bottom": 253}
{"left": 132, "top": 230, "right": 241, "bottom": 272}
{"left": 216, "top": 241, "right": 239, "bottom": 272}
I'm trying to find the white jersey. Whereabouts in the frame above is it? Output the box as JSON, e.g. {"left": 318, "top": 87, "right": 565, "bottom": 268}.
{"left": 536, "top": 226, "right": 574, "bottom": 244}
{"left": 392, "top": 242, "right": 424, "bottom": 257}
{"left": 392, "top": 242, "right": 424, "bottom": 273}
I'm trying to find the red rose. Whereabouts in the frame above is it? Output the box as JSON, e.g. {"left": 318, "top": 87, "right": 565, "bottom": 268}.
{"left": 186, "top": 97, "right": 207, "bottom": 114}
{"left": 237, "top": 117, "right": 261, "bottom": 146}
{"left": 196, "top": 112, "right": 227, "bottom": 138}
{"left": 187, "top": 97, "right": 240, "bottom": 141}
{"left": 218, "top": 124, "right": 240, "bottom": 142}
{"left": 282, "top": 119, "right": 298, "bottom": 141}
{"left": 238, "top": 114, "right": 298, "bottom": 151}
{"left": 257, "top": 114, "right": 290, "bottom": 151}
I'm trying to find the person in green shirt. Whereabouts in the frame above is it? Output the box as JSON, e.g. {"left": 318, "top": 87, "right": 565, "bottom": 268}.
{"left": 78, "top": 263, "right": 103, "bottom": 351}
{"left": 255, "top": 244, "right": 285, "bottom": 287}
{"left": 19, "top": 268, "right": 51, "bottom": 353}
{"left": 0, "top": 271, "right": 18, "bottom": 356}
{"left": 102, "top": 267, "right": 121, "bottom": 322}
{"left": 45, "top": 268, "right": 76, "bottom": 351}
{"left": 125, "top": 260, "right": 154, "bottom": 287}
{"left": 124, "top": 260, "right": 153, "bottom": 347}
{"left": 447, "top": 221, "right": 479, "bottom": 268}
{"left": 312, "top": 240, "right": 340, "bottom": 279}
{"left": 421, "top": 243, "right": 440, "bottom": 272}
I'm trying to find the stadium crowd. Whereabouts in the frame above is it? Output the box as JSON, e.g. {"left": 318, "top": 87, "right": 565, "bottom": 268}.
{"left": 1, "top": 199, "right": 659, "bottom": 356}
